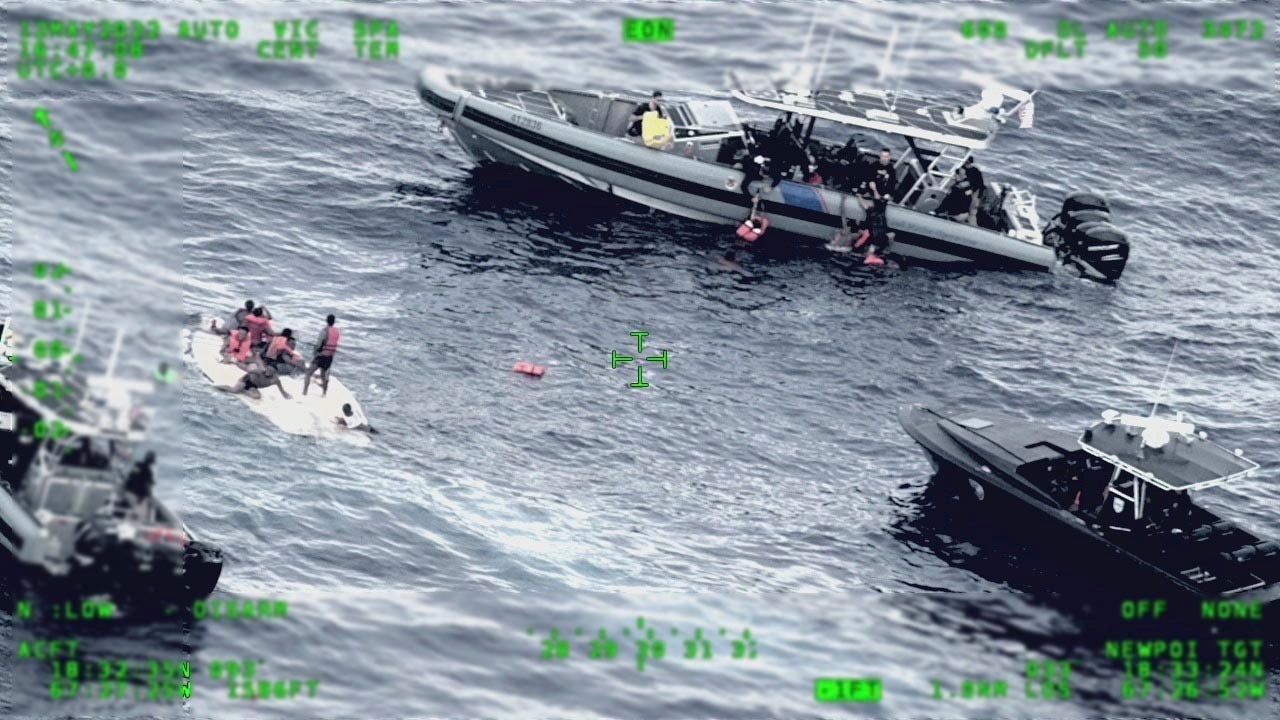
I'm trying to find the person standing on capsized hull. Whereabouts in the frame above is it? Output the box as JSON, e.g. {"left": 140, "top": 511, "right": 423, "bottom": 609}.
{"left": 303, "top": 314, "right": 340, "bottom": 397}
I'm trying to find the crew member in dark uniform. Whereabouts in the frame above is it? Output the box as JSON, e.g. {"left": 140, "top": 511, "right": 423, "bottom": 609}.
{"left": 124, "top": 452, "right": 157, "bottom": 520}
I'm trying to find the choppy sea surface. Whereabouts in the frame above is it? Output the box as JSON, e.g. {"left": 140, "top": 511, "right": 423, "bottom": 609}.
{"left": 1, "top": 1, "right": 1279, "bottom": 719}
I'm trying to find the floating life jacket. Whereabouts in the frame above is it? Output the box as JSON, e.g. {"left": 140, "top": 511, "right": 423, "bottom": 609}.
{"left": 513, "top": 361, "right": 546, "bottom": 377}
{"left": 736, "top": 215, "right": 768, "bottom": 242}
{"left": 642, "top": 111, "right": 672, "bottom": 148}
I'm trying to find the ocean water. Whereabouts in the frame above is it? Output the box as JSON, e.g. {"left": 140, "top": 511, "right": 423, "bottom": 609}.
{"left": 1, "top": 1, "right": 1279, "bottom": 719}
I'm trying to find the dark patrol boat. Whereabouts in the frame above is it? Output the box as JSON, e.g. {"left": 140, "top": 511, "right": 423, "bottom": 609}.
{"left": 900, "top": 403, "right": 1280, "bottom": 605}
{"left": 0, "top": 319, "right": 223, "bottom": 604}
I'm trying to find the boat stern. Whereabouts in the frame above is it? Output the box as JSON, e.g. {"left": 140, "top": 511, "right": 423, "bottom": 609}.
{"left": 182, "top": 539, "right": 224, "bottom": 598}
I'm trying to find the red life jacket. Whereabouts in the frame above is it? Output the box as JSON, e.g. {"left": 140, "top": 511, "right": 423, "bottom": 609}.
{"left": 319, "top": 326, "right": 339, "bottom": 356}
{"left": 266, "top": 335, "right": 293, "bottom": 360}
{"left": 245, "top": 314, "right": 271, "bottom": 344}
{"left": 736, "top": 215, "right": 769, "bottom": 242}
{"left": 226, "top": 330, "right": 251, "bottom": 361}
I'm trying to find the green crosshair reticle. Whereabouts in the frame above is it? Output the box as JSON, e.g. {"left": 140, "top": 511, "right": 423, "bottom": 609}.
{"left": 610, "top": 331, "right": 672, "bottom": 388}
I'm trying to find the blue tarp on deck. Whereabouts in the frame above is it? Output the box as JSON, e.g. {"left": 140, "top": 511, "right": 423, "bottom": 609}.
{"left": 778, "top": 181, "right": 827, "bottom": 213}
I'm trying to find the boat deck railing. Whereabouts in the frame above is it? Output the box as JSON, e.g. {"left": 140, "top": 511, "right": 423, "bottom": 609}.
{"left": 472, "top": 86, "right": 567, "bottom": 123}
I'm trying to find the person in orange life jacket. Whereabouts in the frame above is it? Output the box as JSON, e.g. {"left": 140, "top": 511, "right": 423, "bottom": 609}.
{"left": 244, "top": 306, "right": 274, "bottom": 350}
{"left": 222, "top": 325, "right": 255, "bottom": 368}
{"left": 264, "top": 328, "right": 305, "bottom": 373}
{"left": 212, "top": 300, "right": 271, "bottom": 335}
{"left": 303, "top": 314, "right": 339, "bottom": 397}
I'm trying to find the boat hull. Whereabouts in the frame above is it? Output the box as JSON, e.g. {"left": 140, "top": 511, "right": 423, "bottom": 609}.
{"left": 418, "top": 68, "right": 1058, "bottom": 272}
{"left": 898, "top": 404, "right": 1280, "bottom": 609}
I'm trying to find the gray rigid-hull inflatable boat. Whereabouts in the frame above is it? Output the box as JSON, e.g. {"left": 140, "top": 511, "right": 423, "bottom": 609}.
{"left": 416, "top": 66, "right": 1131, "bottom": 282}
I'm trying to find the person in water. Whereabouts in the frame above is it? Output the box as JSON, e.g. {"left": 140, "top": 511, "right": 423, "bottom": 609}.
{"left": 264, "top": 328, "right": 305, "bottom": 372}
{"left": 827, "top": 217, "right": 866, "bottom": 253}
{"left": 152, "top": 362, "right": 178, "bottom": 385}
{"left": 216, "top": 362, "right": 291, "bottom": 400}
{"left": 334, "top": 402, "right": 370, "bottom": 431}
{"left": 627, "top": 91, "right": 665, "bottom": 137}
{"left": 303, "top": 314, "right": 340, "bottom": 397}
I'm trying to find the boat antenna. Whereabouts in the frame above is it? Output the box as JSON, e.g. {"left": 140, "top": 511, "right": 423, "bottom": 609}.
{"left": 877, "top": 23, "right": 900, "bottom": 85}
{"left": 814, "top": 25, "right": 836, "bottom": 90}
{"left": 799, "top": 7, "right": 820, "bottom": 60}
{"left": 890, "top": 17, "right": 924, "bottom": 112}
{"left": 1149, "top": 339, "right": 1179, "bottom": 418}
{"left": 64, "top": 300, "right": 92, "bottom": 371}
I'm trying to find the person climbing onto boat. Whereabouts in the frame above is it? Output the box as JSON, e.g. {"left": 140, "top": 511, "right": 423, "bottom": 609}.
{"left": 736, "top": 195, "right": 769, "bottom": 242}
{"left": 335, "top": 402, "right": 371, "bottom": 432}
{"left": 303, "top": 314, "right": 339, "bottom": 397}
{"left": 627, "top": 91, "right": 665, "bottom": 136}
{"left": 862, "top": 195, "right": 894, "bottom": 265}
{"left": 216, "top": 362, "right": 291, "bottom": 400}
{"left": 827, "top": 217, "right": 868, "bottom": 253}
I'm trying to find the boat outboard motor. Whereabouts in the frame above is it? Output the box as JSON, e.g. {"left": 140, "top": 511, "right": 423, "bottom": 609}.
{"left": 1044, "top": 192, "right": 1130, "bottom": 282}
{"left": 1060, "top": 190, "right": 1109, "bottom": 215}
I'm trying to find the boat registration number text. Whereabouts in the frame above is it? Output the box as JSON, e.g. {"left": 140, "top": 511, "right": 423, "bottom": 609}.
{"left": 511, "top": 114, "right": 542, "bottom": 132}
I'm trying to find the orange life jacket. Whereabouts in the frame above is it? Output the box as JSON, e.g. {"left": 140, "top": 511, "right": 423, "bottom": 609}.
{"left": 319, "top": 326, "right": 339, "bottom": 356}
{"left": 736, "top": 215, "right": 769, "bottom": 242}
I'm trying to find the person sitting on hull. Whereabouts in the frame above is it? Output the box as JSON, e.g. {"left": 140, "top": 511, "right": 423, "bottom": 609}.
{"left": 216, "top": 362, "right": 291, "bottom": 400}
{"left": 222, "top": 325, "right": 254, "bottom": 366}
{"left": 263, "top": 329, "right": 306, "bottom": 374}
{"left": 212, "top": 300, "right": 270, "bottom": 336}
{"left": 627, "top": 91, "right": 666, "bottom": 137}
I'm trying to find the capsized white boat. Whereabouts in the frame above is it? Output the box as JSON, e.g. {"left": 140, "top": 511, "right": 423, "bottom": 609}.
{"left": 185, "top": 321, "right": 371, "bottom": 447}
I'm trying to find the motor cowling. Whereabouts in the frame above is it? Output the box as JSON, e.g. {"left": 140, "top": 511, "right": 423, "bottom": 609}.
{"left": 1060, "top": 190, "right": 1110, "bottom": 215}
{"left": 1045, "top": 193, "right": 1129, "bottom": 282}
